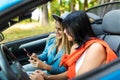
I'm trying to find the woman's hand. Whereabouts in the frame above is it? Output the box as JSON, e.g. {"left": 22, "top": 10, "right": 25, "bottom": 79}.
{"left": 29, "top": 53, "right": 51, "bottom": 70}
{"left": 28, "top": 53, "right": 40, "bottom": 67}
{"left": 30, "top": 70, "right": 47, "bottom": 80}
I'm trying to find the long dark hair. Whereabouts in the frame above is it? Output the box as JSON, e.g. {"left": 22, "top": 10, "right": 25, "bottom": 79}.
{"left": 62, "top": 10, "right": 95, "bottom": 48}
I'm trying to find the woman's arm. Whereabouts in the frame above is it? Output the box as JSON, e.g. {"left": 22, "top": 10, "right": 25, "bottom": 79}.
{"left": 76, "top": 43, "right": 106, "bottom": 76}
{"left": 30, "top": 70, "right": 68, "bottom": 80}
{"left": 38, "top": 36, "right": 56, "bottom": 61}
{"left": 38, "top": 40, "right": 50, "bottom": 61}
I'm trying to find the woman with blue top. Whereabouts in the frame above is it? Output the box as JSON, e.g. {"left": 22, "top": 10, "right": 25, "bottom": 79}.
{"left": 23, "top": 12, "right": 72, "bottom": 75}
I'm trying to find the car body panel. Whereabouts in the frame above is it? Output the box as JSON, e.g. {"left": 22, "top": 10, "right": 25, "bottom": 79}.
{"left": 0, "top": 0, "right": 22, "bottom": 12}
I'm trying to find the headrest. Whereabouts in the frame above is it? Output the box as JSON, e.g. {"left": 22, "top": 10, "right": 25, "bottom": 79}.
{"left": 102, "top": 10, "right": 120, "bottom": 34}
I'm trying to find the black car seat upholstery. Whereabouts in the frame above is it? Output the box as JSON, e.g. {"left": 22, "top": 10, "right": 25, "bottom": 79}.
{"left": 87, "top": 12, "right": 105, "bottom": 36}
{"left": 100, "top": 10, "right": 120, "bottom": 56}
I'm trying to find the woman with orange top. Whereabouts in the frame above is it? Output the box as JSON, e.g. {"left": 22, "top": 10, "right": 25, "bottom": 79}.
{"left": 30, "top": 10, "right": 117, "bottom": 80}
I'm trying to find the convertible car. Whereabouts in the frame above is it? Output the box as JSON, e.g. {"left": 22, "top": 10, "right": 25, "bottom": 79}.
{"left": 0, "top": 0, "right": 120, "bottom": 80}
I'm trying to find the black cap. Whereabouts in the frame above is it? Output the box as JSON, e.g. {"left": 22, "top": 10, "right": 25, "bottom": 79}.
{"left": 52, "top": 12, "right": 71, "bottom": 22}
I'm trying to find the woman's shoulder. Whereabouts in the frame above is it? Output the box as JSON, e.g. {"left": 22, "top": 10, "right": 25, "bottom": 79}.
{"left": 48, "top": 33, "right": 56, "bottom": 39}
{"left": 47, "top": 33, "right": 56, "bottom": 42}
{"left": 86, "top": 42, "right": 106, "bottom": 58}
{"left": 88, "top": 42, "right": 105, "bottom": 52}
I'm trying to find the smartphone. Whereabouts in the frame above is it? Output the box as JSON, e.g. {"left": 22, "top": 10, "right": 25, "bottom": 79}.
{"left": 23, "top": 48, "right": 31, "bottom": 57}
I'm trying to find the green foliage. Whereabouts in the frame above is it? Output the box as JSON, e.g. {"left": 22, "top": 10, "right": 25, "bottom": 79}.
{"left": 50, "top": 0, "right": 70, "bottom": 16}
{"left": 51, "top": 0, "right": 61, "bottom": 15}
{"left": 89, "top": 0, "right": 98, "bottom": 8}
{"left": 49, "top": 0, "right": 98, "bottom": 14}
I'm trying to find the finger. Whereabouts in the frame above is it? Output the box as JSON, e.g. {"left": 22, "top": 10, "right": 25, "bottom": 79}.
{"left": 29, "top": 56, "right": 34, "bottom": 60}
{"left": 29, "top": 59, "right": 36, "bottom": 62}
{"left": 30, "top": 62, "right": 39, "bottom": 67}
{"left": 29, "top": 61, "right": 37, "bottom": 65}
{"left": 31, "top": 53, "right": 35, "bottom": 56}
{"left": 35, "top": 70, "right": 41, "bottom": 73}
{"left": 29, "top": 74, "right": 34, "bottom": 80}
{"left": 30, "top": 72, "right": 35, "bottom": 76}
{"left": 30, "top": 61, "right": 37, "bottom": 65}
{"left": 30, "top": 56, "right": 38, "bottom": 60}
{"left": 29, "top": 76, "right": 32, "bottom": 80}
{"left": 29, "top": 60, "right": 35, "bottom": 63}
{"left": 32, "top": 53, "right": 36, "bottom": 56}
{"left": 31, "top": 53, "right": 37, "bottom": 57}
{"left": 29, "top": 57, "right": 37, "bottom": 62}
{"left": 39, "top": 71, "right": 44, "bottom": 74}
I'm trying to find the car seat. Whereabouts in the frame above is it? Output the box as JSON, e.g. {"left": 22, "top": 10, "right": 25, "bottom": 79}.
{"left": 87, "top": 12, "right": 105, "bottom": 36}
{"left": 100, "top": 9, "right": 120, "bottom": 56}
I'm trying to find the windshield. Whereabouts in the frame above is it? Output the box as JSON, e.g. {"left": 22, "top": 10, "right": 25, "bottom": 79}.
{"left": 86, "top": 2, "right": 120, "bottom": 18}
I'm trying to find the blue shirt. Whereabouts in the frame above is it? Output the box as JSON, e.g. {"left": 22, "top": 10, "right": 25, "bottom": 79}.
{"left": 38, "top": 35, "right": 66, "bottom": 74}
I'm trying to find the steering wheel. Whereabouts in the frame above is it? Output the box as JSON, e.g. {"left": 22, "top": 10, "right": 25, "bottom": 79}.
{"left": 0, "top": 44, "right": 30, "bottom": 80}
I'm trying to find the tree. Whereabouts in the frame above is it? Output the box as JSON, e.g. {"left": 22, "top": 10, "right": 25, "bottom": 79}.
{"left": 69, "top": 0, "right": 76, "bottom": 11}
{"left": 83, "top": 0, "right": 88, "bottom": 10}
{"left": 40, "top": 4, "right": 49, "bottom": 26}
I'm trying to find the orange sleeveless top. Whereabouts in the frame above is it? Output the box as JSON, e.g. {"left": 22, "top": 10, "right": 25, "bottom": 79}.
{"left": 60, "top": 38, "right": 118, "bottom": 79}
